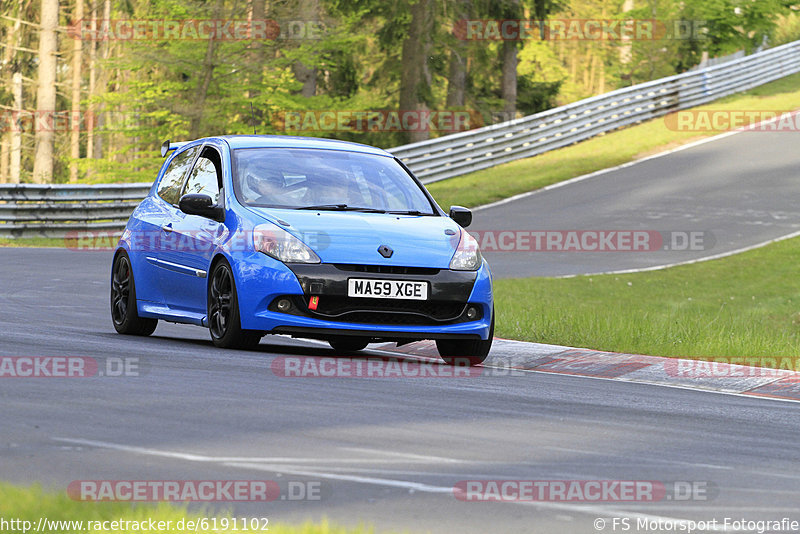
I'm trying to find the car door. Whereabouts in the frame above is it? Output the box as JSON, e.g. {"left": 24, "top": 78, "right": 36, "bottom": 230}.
{"left": 160, "top": 146, "right": 226, "bottom": 314}
{"left": 136, "top": 144, "right": 200, "bottom": 306}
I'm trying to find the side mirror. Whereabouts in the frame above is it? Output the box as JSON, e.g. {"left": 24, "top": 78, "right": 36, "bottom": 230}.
{"left": 449, "top": 205, "right": 472, "bottom": 228}
{"left": 179, "top": 194, "right": 224, "bottom": 222}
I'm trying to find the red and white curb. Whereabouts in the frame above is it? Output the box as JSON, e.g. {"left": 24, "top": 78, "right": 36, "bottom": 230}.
{"left": 377, "top": 338, "right": 800, "bottom": 402}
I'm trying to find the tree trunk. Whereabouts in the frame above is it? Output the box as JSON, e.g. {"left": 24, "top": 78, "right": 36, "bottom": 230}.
{"left": 1, "top": 0, "right": 23, "bottom": 182}
{"left": 291, "top": 62, "right": 317, "bottom": 98}
{"left": 399, "top": 0, "right": 434, "bottom": 144}
{"left": 92, "top": 0, "right": 110, "bottom": 159}
{"left": 501, "top": 40, "right": 517, "bottom": 117}
{"left": 291, "top": 0, "right": 318, "bottom": 98}
{"left": 597, "top": 0, "right": 607, "bottom": 94}
{"left": 0, "top": 133, "right": 7, "bottom": 183}
{"left": 69, "top": 0, "right": 84, "bottom": 182}
{"left": 33, "top": 0, "right": 59, "bottom": 183}
{"left": 500, "top": 0, "right": 520, "bottom": 117}
{"left": 189, "top": 16, "right": 220, "bottom": 139}
{"left": 250, "top": 0, "right": 266, "bottom": 44}
{"left": 619, "top": 0, "right": 634, "bottom": 64}
{"left": 446, "top": 51, "right": 466, "bottom": 108}
{"left": 86, "top": 2, "right": 96, "bottom": 161}
{"left": 446, "top": 0, "right": 469, "bottom": 109}
{"left": 10, "top": 73, "right": 23, "bottom": 183}
{"left": 569, "top": 42, "right": 577, "bottom": 81}
{"left": 246, "top": 0, "right": 267, "bottom": 130}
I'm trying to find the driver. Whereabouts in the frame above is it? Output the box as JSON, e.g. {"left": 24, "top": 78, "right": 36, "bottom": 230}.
{"left": 243, "top": 169, "right": 286, "bottom": 204}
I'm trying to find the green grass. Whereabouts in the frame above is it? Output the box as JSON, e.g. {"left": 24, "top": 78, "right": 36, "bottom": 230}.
{"left": 0, "top": 483, "right": 375, "bottom": 534}
{"left": 0, "top": 237, "right": 68, "bottom": 248}
{"left": 494, "top": 235, "right": 800, "bottom": 365}
{"left": 428, "top": 72, "right": 800, "bottom": 210}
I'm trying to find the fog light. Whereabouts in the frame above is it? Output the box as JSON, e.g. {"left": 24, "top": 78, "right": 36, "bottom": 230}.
{"left": 277, "top": 299, "right": 292, "bottom": 312}
{"left": 466, "top": 306, "right": 479, "bottom": 320}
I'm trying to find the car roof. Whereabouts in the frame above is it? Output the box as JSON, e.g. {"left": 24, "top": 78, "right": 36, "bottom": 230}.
{"left": 205, "top": 135, "right": 392, "bottom": 156}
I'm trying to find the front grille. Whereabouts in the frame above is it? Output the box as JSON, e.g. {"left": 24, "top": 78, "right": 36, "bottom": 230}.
{"left": 316, "top": 296, "right": 464, "bottom": 320}
{"left": 333, "top": 264, "right": 440, "bottom": 276}
{"left": 270, "top": 295, "right": 474, "bottom": 326}
{"left": 331, "top": 311, "right": 447, "bottom": 325}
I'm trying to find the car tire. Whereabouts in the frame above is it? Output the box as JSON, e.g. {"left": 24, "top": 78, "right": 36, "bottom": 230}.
{"left": 111, "top": 251, "right": 158, "bottom": 336}
{"left": 436, "top": 309, "right": 494, "bottom": 366}
{"left": 208, "top": 259, "right": 262, "bottom": 350}
{"left": 329, "top": 337, "right": 370, "bottom": 353}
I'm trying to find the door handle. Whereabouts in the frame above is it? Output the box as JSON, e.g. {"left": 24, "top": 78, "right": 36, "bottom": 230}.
{"left": 161, "top": 223, "right": 173, "bottom": 233}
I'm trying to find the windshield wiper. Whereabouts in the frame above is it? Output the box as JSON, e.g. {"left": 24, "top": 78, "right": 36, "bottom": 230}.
{"left": 297, "top": 204, "right": 349, "bottom": 210}
{"left": 297, "top": 204, "right": 386, "bottom": 213}
{"left": 349, "top": 206, "right": 387, "bottom": 213}
{"left": 388, "top": 210, "right": 431, "bottom": 215}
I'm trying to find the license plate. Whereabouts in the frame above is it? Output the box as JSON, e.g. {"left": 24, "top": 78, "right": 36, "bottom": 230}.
{"left": 347, "top": 278, "right": 428, "bottom": 300}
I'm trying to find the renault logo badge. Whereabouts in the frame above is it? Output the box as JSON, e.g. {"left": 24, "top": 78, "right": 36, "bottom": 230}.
{"left": 378, "top": 245, "right": 393, "bottom": 258}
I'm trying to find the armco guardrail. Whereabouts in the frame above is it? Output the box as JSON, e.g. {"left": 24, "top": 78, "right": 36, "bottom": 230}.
{"left": 390, "top": 39, "right": 800, "bottom": 183}
{"left": 0, "top": 183, "right": 151, "bottom": 239}
{"left": 3, "top": 40, "right": 800, "bottom": 238}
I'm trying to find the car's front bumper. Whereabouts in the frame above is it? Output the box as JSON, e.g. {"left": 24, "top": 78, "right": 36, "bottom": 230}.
{"left": 232, "top": 252, "right": 493, "bottom": 341}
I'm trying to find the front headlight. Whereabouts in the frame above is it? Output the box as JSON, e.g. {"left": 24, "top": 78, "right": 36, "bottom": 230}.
{"left": 253, "top": 223, "right": 320, "bottom": 264}
{"left": 450, "top": 230, "right": 482, "bottom": 271}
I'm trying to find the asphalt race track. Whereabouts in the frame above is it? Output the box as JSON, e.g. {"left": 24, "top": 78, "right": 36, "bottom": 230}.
{"left": 3, "top": 247, "right": 800, "bottom": 533}
{"left": 4, "top": 130, "right": 800, "bottom": 533}
{"left": 475, "top": 129, "right": 800, "bottom": 277}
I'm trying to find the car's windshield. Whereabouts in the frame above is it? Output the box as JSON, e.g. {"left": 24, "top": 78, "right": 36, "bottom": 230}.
{"left": 232, "top": 147, "right": 436, "bottom": 214}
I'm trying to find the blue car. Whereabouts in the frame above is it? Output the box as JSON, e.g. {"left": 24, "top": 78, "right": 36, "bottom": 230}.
{"left": 110, "top": 136, "right": 494, "bottom": 365}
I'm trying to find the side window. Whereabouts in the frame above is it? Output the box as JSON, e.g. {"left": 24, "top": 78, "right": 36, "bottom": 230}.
{"left": 183, "top": 151, "right": 222, "bottom": 204}
{"left": 183, "top": 156, "right": 220, "bottom": 204}
{"left": 158, "top": 146, "right": 199, "bottom": 205}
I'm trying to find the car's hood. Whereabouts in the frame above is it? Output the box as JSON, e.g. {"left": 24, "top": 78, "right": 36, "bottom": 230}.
{"left": 246, "top": 207, "right": 463, "bottom": 268}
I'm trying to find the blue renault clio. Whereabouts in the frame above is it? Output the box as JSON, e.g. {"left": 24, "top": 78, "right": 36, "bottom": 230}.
{"left": 110, "top": 136, "right": 494, "bottom": 365}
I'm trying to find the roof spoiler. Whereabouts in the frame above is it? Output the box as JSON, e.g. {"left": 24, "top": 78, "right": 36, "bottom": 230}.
{"left": 160, "top": 139, "right": 189, "bottom": 157}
